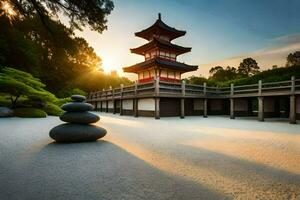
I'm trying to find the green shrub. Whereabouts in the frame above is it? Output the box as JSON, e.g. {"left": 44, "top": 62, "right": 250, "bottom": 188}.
{"left": 14, "top": 108, "right": 47, "bottom": 118}
{"left": 43, "top": 102, "right": 63, "bottom": 116}
{"left": 58, "top": 88, "right": 87, "bottom": 98}
{"left": 0, "top": 95, "right": 11, "bottom": 107}
{"left": 54, "top": 97, "right": 71, "bottom": 106}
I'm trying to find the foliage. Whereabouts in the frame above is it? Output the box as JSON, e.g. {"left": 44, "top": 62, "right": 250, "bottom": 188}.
{"left": 54, "top": 97, "right": 71, "bottom": 106}
{"left": 58, "top": 88, "right": 87, "bottom": 98}
{"left": 42, "top": 102, "right": 63, "bottom": 116}
{"left": 5, "top": 0, "right": 114, "bottom": 33}
{"left": 0, "top": 95, "right": 11, "bottom": 107}
{"left": 222, "top": 64, "right": 300, "bottom": 87}
{"left": 0, "top": 67, "right": 56, "bottom": 108}
{"left": 188, "top": 52, "right": 300, "bottom": 88}
{"left": 14, "top": 108, "right": 47, "bottom": 118}
{"left": 286, "top": 51, "right": 300, "bottom": 67}
{"left": 0, "top": 15, "right": 131, "bottom": 95}
{"left": 238, "top": 58, "right": 260, "bottom": 76}
{"left": 184, "top": 76, "right": 208, "bottom": 85}
{"left": 209, "top": 66, "right": 239, "bottom": 82}
{"left": 76, "top": 71, "right": 133, "bottom": 92}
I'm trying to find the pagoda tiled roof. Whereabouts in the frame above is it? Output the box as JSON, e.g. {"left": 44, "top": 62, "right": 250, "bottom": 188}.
{"left": 135, "top": 18, "right": 186, "bottom": 41}
{"left": 130, "top": 38, "right": 191, "bottom": 55}
{"left": 123, "top": 57, "right": 198, "bottom": 73}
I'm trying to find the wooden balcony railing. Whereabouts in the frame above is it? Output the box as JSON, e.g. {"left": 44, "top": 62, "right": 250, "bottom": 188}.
{"left": 87, "top": 76, "right": 300, "bottom": 102}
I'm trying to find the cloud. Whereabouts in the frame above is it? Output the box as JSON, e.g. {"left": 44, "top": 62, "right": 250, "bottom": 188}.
{"left": 190, "top": 33, "right": 300, "bottom": 78}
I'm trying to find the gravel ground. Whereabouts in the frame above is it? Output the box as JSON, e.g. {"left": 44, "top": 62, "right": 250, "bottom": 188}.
{"left": 0, "top": 113, "right": 300, "bottom": 200}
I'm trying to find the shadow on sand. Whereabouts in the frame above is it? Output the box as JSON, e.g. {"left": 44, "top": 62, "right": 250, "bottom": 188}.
{"left": 0, "top": 140, "right": 225, "bottom": 200}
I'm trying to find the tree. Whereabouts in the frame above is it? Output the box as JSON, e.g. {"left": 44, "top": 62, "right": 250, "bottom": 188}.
{"left": 0, "top": 15, "right": 110, "bottom": 93}
{"left": 0, "top": 67, "right": 56, "bottom": 108}
{"left": 238, "top": 58, "right": 260, "bottom": 76}
{"left": 185, "top": 75, "right": 208, "bottom": 85}
{"left": 209, "top": 66, "right": 223, "bottom": 75}
{"left": 209, "top": 66, "right": 238, "bottom": 82}
{"left": 286, "top": 51, "right": 300, "bottom": 67}
{"left": 4, "top": 0, "right": 114, "bottom": 33}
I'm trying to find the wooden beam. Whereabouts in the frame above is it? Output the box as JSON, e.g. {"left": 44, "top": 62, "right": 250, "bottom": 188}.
{"left": 180, "top": 98, "right": 185, "bottom": 119}
{"left": 289, "top": 95, "right": 296, "bottom": 124}
{"left": 120, "top": 84, "right": 124, "bottom": 116}
{"left": 203, "top": 99, "right": 208, "bottom": 118}
{"left": 258, "top": 97, "right": 264, "bottom": 122}
{"left": 155, "top": 98, "right": 160, "bottom": 119}
{"left": 230, "top": 98, "right": 235, "bottom": 119}
{"left": 134, "top": 99, "right": 138, "bottom": 117}
{"left": 181, "top": 80, "right": 185, "bottom": 119}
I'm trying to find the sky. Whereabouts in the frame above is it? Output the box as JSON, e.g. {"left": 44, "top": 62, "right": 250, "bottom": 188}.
{"left": 73, "top": 0, "right": 300, "bottom": 79}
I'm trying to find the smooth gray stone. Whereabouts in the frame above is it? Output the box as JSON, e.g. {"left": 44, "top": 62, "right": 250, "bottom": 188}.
{"left": 60, "top": 112, "right": 100, "bottom": 124}
{"left": 61, "top": 102, "right": 94, "bottom": 112}
{"left": 0, "top": 107, "right": 13, "bottom": 117}
{"left": 71, "top": 95, "right": 86, "bottom": 102}
{"left": 49, "top": 123, "right": 107, "bottom": 143}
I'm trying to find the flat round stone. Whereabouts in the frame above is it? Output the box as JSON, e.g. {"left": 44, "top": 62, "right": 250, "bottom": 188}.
{"left": 71, "top": 95, "right": 86, "bottom": 102}
{"left": 61, "top": 102, "right": 94, "bottom": 112}
{"left": 49, "top": 123, "right": 107, "bottom": 143}
{"left": 60, "top": 112, "right": 100, "bottom": 124}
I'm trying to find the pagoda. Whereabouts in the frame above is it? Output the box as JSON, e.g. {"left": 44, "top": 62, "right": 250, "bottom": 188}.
{"left": 123, "top": 13, "right": 198, "bottom": 83}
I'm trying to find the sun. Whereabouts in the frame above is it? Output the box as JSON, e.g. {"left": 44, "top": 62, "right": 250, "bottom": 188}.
{"left": 101, "top": 54, "right": 123, "bottom": 74}
{"left": 0, "top": 1, "right": 16, "bottom": 21}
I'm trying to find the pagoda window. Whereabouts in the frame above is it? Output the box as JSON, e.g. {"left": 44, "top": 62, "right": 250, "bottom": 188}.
{"left": 175, "top": 72, "right": 181, "bottom": 79}
{"left": 138, "top": 72, "right": 143, "bottom": 79}
{"left": 150, "top": 69, "right": 155, "bottom": 77}
{"left": 168, "top": 71, "right": 175, "bottom": 79}
{"left": 161, "top": 69, "right": 167, "bottom": 77}
{"left": 143, "top": 71, "right": 150, "bottom": 78}
{"left": 171, "top": 53, "right": 176, "bottom": 59}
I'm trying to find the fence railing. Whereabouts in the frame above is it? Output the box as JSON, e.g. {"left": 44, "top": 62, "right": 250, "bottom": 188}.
{"left": 87, "top": 76, "right": 300, "bottom": 101}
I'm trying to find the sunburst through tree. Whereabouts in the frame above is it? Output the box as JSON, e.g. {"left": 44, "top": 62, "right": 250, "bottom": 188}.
{"left": 0, "top": 0, "right": 16, "bottom": 22}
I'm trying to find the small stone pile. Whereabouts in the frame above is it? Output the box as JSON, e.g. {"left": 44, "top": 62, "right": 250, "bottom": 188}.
{"left": 49, "top": 95, "right": 107, "bottom": 143}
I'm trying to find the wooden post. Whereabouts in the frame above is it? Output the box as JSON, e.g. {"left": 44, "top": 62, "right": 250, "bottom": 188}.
{"left": 203, "top": 99, "right": 207, "bottom": 118}
{"left": 291, "top": 76, "right": 295, "bottom": 94}
{"left": 258, "top": 96, "right": 264, "bottom": 122}
{"left": 155, "top": 98, "right": 160, "bottom": 119}
{"left": 230, "top": 98, "right": 235, "bottom": 119}
{"left": 155, "top": 77, "right": 160, "bottom": 119}
{"left": 289, "top": 76, "right": 296, "bottom": 124}
{"left": 230, "top": 83, "right": 235, "bottom": 119}
{"left": 258, "top": 80, "right": 262, "bottom": 96}
{"left": 289, "top": 95, "right": 296, "bottom": 124}
{"left": 180, "top": 80, "right": 185, "bottom": 118}
{"left": 94, "top": 92, "right": 98, "bottom": 111}
{"left": 112, "top": 89, "right": 116, "bottom": 114}
{"left": 101, "top": 89, "right": 105, "bottom": 112}
{"left": 203, "top": 82, "right": 207, "bottom": 118}
{"left": 120, "top": 84, "right": 124, "bottom": 116}
{"left": 134, "top": 82, "right": 138, "bottom": 117}
{"left": 100, "top": 100, "right": 103, "bottom": 112}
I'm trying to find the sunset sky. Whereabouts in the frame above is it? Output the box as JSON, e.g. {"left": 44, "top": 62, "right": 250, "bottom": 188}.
{"left": 72, "top": 0, "right": 300, "bottom": 79}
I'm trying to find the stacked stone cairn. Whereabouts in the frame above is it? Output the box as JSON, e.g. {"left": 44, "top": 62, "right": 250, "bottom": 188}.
{"left": 50, "top": 95, "right": 107, "bottom": 143}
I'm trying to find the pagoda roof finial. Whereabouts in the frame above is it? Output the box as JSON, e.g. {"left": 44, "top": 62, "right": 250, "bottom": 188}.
{"left": 158, "top": 13, "right": 161, "bottom": 20}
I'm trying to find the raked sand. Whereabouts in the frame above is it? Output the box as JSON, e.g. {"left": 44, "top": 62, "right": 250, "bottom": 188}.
{"left": 0, "top": 113, "right": 300, "bottom": 200}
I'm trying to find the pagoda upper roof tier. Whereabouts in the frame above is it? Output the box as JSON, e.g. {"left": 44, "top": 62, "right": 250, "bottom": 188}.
{"left": 123, "top": 57, "right": 198, "bottom": 73}
{"left": 135, "top": 14, "right": 186, "bottom": 41}
{"left": 130, "top": 38, "right": 191, "bottom": 56}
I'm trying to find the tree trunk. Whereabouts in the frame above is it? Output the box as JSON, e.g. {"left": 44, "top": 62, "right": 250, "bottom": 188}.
{"left": 11, "top": 95, "right": 19, "bottom": 108}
